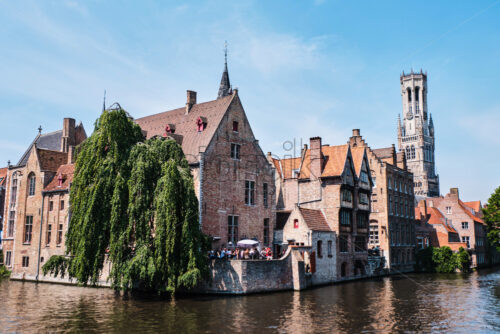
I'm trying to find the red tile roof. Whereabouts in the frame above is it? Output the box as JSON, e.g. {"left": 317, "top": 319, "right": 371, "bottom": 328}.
{"left": 135, "top": 94, "right": 235, "bottom": 163}
{"left": 44, "top": 164, "right": 74, "bottom": 192}
{"left": 298, "top": 144, "right": 349, "bottom": 179}
{"left": 463, "top": 201, "right": 481, "bottom": 213}
{"left": 427, "top": 207, "right": 458, "bottom": 233}
{"left": 459, "top": 200, "right": 485, "bottom": 225}
{"left": 37, "top": 149, "right": 68, "bottom": 172}
{"left": 299, "top": 207, "right": 331, "bottom": 232}
{"left": 350, "top": 146, "right": 365, "bottom": 177}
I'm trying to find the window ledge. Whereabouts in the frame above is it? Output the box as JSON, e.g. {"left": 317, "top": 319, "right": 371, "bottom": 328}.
{"left": 328, "top": 255, "right": 333, "bottom": 258}
{"left": 23, "top": 243, "right": 31, "bottom": 245}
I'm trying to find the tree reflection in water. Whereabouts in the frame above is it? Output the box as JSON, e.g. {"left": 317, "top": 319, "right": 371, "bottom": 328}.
{"left": 0, "top": 268, "right": 499, "bottom": 333}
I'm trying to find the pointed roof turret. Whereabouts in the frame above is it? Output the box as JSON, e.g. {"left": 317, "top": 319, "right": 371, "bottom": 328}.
{"left": 217, "top": 41, "right": 231, "bottom": 99}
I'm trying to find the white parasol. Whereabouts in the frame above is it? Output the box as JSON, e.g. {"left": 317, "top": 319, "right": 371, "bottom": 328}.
{"left": 237, "top": 239, "right": 259, "bottom": 248}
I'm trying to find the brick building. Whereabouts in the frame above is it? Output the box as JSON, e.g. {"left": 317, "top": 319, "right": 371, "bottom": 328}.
{"left": 418, "top": 188, "right": 487, "bottom": 267}
{"left": 1, "top": 119, "right": 86, "bottom": 278}
{"left": 135, "top": 62, "right": 275, "bottom": 250}
{"left": 415, "top": 201, "right": 467, "bottom": 251}
{"left": 271, "top": 137, "right": 372, "bottom": 280}
{"left": 348, "top": 129, "right": 416, "bottom": 273}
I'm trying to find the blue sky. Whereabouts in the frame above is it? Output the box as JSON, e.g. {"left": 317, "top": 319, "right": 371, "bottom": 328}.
{"left": 1, "top": 0, "right": 499, "bottom": 203}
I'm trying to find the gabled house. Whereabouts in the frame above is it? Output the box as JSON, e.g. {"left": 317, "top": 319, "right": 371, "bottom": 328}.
{"left": 2, "top": 118, "right": 86, "bottom": 278}
{"left": 282, "top": 206, "right": 336, "bottom": 285}
{"left": 348, "top": 129, "right": 416, "bottom": 273}
{"left": 270, "top": 136, "right": 373, "bottom": 280}
{"left": 135, "top": 64, "right": 275, "bottom": 250}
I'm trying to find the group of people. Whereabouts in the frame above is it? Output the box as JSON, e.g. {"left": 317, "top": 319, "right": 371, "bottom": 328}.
{"left": 209, "top": 247, "right": 273, "bottom": 260}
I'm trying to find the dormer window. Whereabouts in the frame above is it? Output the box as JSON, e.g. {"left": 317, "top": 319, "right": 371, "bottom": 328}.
{"left": 165, "top": 124, "right": 176, "bottom": 134}
{"left": 233, "top": 121, "right": 239, "bottom": 132}
{"left": 196, "top": 117, "right": 207, "bottom": 132}
{"left": 292, "top": 168, "right": 299, "bottom": 178}
{"left": 57, "top": 174, "right": 63, "bottom": 187}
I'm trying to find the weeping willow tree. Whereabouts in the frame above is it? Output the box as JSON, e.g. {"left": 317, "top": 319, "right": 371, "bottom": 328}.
{"left": 43, "top": 106, "right": 209, "bottom": 294}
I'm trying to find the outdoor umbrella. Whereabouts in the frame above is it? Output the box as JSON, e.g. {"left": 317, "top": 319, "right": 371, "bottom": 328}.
{"left": 237, "top": 239, "right": 259, "bottom": 248}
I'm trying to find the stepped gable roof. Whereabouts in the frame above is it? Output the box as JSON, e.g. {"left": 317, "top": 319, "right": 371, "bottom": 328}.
{"left": 37, "top": 148, "right": 68, "bottom": 172}
{"left": 17, "top": 130, "right": 63, "bottom": 166}
{"left": 463, "top": 201, "right": 481, "bottom": 213}
{"left": 299, "top": 207, "right": 331, "bottom": 232}
{"left": 135, "top": 94, "right": 234, "bottom": 164}
{"left": 298, "top": 144, "right": 349, "bottom": 179}
{"left": 0, "top": 167, "right": 7, "bottom": 187}
{"left": 350, "top": 146, "right": 365, "bottom": 176}
{"left": 372, "top": 147, "right": 393, "bottom": 160}
{"left": 397, "top": 152, "right": 405, "bottom": 163}
{"left": 44, "top": 164, "right": 74, "bottom": 192}
{"left": 459, "top": 200, "right": 485, "bottom": 225}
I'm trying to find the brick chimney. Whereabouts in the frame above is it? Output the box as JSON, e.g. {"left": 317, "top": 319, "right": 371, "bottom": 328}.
{"left": 352, "top": 129, "right": 360, "bottom": 137}
{"left": 449, "top": 187, "right": 459, "bottom": 198}
{"left": 185, "top": 90, "right": 197, "bottom": 114}
{"left": 61, "top": 118, "right": 76, "bottom": 153}
{"left": 309, "top": 137, "right": 322, "bottom": 179}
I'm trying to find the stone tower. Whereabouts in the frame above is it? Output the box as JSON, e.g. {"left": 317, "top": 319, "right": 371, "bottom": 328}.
{"left": 397, "top": 70, "right": 440, "bottom": 197}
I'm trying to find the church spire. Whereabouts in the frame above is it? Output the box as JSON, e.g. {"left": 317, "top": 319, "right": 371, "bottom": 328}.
{"left": 217, "top": 41, "right": 231, "bottom": 99}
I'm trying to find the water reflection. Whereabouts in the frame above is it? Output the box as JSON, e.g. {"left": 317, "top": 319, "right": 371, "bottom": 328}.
{"left": 0, "top": 267, "right": 499, "bottom": 333}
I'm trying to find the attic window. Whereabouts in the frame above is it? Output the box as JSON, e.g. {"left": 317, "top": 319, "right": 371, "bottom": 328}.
{"left": 233, "top": 121, "right": 239, "bottom": 132}
{"left": 292, "top": 169, "right": 299, "bottom": 178}
{"left": 165, "top": 124, "right": 176, "bottom": 134}
{"left": 196, "top": 117, "right": 207, "bottom": 132}
{"left": 57, "top": 174, "right": 63, "bottom": 187}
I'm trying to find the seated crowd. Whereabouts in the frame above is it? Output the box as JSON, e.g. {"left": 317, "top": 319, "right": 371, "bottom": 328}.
{"left": 209, "top": 247, "right": 273, "bottom": 260}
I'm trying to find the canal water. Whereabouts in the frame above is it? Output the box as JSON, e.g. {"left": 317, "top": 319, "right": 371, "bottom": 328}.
{"left": 1, "top": 267, "right": 499, "bottom": 333}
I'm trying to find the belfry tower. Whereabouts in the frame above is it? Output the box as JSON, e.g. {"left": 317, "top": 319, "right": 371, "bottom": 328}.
{"left": 397, "top": 70, "right": 440, "bottom": 197}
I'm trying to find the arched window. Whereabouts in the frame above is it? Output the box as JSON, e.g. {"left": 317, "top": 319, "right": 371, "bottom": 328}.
{"left": 415, "top": 86, "right": 420, "bottom": 102}
{"left": 410, "top": 145, "right": 416, "bottom": 160}
{"left": 405, "top": 146, "right": 411, "bottom": 160}
{"left": 28, "top": 173, "right": 36, "bottom": 196}
{"left": 407, "top": 88, "right": 412, "bottom": 102}
{"left": 10, "top": 173, "right": 18, "bottom": 206}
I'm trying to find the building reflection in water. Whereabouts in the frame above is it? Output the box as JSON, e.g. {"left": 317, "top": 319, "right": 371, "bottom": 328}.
{"left": 0, "top": 268, "right": 499, "bottom": 333}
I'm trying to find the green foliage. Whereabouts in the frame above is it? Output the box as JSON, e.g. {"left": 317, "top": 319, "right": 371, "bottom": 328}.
{"left": 483, "top": 186, "right": 500, "bottom": 252}
{"left": 45, "top": 106, "right": 209, "bottom": 294}
{"left": 0, "top": 265, "right": 10, "bottom": 279}
{"left": 415, "top": 246, "right": 471, "bottom": 273}
{"left": 455, "top": 247, "right": 471, "bottom": 273}
{"left": 42, "top": 255, "right": 71, "bottom": 278}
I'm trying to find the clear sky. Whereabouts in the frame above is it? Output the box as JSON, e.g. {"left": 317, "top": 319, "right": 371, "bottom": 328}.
{"left": 1, "top": 0, "right": 499, "bottom": 203}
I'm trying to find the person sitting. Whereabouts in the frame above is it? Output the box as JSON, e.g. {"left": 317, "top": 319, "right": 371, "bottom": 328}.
{"left": 249, "top": 248, "right": 255, "bottom": 260}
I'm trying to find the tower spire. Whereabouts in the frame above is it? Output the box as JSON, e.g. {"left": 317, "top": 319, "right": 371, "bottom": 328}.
{"left": 217, "top": 41, "right": 231, "bottom": 99}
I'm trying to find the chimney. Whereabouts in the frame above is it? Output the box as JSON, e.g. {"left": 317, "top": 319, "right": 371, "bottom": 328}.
{"left": 309, "top": 137, "right": 322, "bottom": 179}
{"left": 185, "top": 90, "right": 197, "bottom": 114}
{"left": 391, "top": 144, "right": 396, "bottom": 165}
{"left": 68, "top": 146, "right": 75, "bottom": 164}
{"left": 61, "top": 118, "right": 75, "bottom": 153}
{"left": 352, "top": 129, "right": 360, "bottom": 137}
{"left": 450, "top": 187, "right": 459, "bottom": 198}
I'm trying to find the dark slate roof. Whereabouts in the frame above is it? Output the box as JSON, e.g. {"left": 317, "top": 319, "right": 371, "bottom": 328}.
{"left": 372, "top": 147, "right": 393, "bottom": 160}
{"left": 217, "top": 60, "right": 231, "bottom": 99}
{"left": 16, "top": 130, "right": 62, "bottom": 166}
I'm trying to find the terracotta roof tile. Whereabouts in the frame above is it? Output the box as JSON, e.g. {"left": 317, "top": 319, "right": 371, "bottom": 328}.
{"left": 459, "top": 200, "right": 485, "bottom": 225}
{"left": 44, "top": 164, "right": 74, "bottom": 192}
{"left": 299, "top": 207, "right": 331, "bottom": 232}
{"left": 299, "top": 144, "right": 349, "bottom": 179}
{"left": 271, "top": 158, "right": 282, "bottom": 178}
{"left": 37, "top": 149, "right": 68, "bottom": 172}
{"left": 463, "top": 201, "right": 481, "bottom": 213}
{"left": 0, "top": 167, "right": 7, "bottom": 187}
{"left": 135, "top": 94, "right": 234, "bottom": 163}
{"left": 427, "top": 207, "right": 458, "bottom": 233}
{"left": 350, "top": 146, "right": 365, "bottom": 176}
